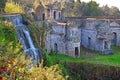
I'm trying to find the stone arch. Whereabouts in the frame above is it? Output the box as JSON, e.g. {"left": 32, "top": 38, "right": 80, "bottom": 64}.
{"left": 111, "top": 32, "right": 117, "bottom": 46}
{"left": 54, "top": 43, "right": 58, "bottom": 53}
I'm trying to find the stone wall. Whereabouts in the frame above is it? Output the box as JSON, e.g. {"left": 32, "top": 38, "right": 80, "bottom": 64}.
{"left": 46, "top": 34, "right": 66, "bottom": 54}
{"left": 66, "top": 41, "right": 80, "bottom": 57}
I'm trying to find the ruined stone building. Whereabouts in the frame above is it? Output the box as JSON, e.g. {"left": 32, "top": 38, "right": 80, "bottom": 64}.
{"left": 32, "top": 1, "right": 120, "bottom": 57}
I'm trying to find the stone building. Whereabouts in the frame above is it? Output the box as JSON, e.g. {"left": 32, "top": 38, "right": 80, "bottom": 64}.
{"left": 32, "top": 2, "right": 44, "bottom": 21}
{"left": 45, "top": 21, "right": 80, "bottom": 57}
{"left": 32, "top": 1, "right": 80, "bottom": 57}
{"left": 66, "top": 17, "right": 120, "bottom": 54}
{"left": 45, "top": 1, "right": 62, "bottom": 21}
{"left": 80, "top": 18, "right": 113, "bottom": 54}
{"left": 32, "top": 1, "right": 120, "bottom": 57}
{"left": 33, "top": 1, "right": 63, "bottom": 21}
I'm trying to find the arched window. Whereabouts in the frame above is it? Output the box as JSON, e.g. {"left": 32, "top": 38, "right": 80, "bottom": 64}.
{"left": 53, "top": 11, "right": 56, "bottom": 20}
{"left": 42, "top": 13, "right": 45, "bottom": 20}
{"left": 111, "top": 32, "right": 117, "bottom": 46}
{"left": 47, "top": 9, "right": 50, "bottom": 19}
{"left": 88, "top": 37, "right": 91, "bottom": 47}
{"left": 59, "top": 12, "right": 61, "bottom": 18}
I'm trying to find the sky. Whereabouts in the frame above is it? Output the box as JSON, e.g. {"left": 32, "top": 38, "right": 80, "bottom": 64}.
{"left": 80, "top": 0, "right": 120, "bottom": 9}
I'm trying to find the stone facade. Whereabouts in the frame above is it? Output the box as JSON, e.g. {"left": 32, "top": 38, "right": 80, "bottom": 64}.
{"left": 45, "top": 21, "right": 80, "bottom": 57}
{"left": 33, "top": 1, "right": 120, "bottom": 57}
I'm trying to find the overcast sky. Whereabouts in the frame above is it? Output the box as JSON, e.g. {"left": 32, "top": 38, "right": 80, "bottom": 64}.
{"left": 80, "top": 0, "right": 120, "bottom": 9}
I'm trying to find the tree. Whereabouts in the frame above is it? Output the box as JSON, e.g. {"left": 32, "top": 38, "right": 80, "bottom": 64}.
{"left": 101, "top": 5, "right": 110, "bottom": 16}
{"left": 83, "top": 1, "right": 103, "bottom": 16}
{"left": 109, "top": 6, "right": 120, "bottom": 17}
{"left": 73, "top": 0, "right": 82, "bottom": 17}
{"left": 4, "top": 1, "right": 24, "bottom": 14}
{"left": 64, "top": 0, "right": 75, "bottom": 17}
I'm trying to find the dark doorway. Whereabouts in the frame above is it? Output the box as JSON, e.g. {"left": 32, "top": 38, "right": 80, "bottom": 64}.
{"left": 111, "top": 32, "right": 117, "bottom": 46}
{"left": 75, "top": 47, "right": 79, "bottom": 56}
{"left": 53, "top": 11, "right": 56, "bottom": 20}
{"left": 42, "top": 13, "right": 45, "bottom": 20}
{"left": 54, "top": 43, "right": 58, "bottom": 53}
{"left": 88, "top": 37, "right": 91, "bottom": 47}
{"left": 104, "top": 41, "right": 108, "bottom": 49}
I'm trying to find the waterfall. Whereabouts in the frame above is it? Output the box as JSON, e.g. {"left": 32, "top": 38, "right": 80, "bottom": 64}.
{"left": 6, "top": 14, "right": 41, "bottom": 65}
{"left": 23, "top": 29, "right": 38, "bottom": 63}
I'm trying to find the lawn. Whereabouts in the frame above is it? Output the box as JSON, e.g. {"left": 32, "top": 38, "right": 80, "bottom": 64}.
{"left": 49, "top": 46, "right": 120, "bottom": 67}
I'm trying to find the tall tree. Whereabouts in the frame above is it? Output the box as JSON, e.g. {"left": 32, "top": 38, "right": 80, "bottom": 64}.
{"left": 83, "top": 1, "right": 103, "bottom": 16}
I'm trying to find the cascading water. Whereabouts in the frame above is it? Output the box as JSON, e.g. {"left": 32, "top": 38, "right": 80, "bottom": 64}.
{"left": 23, "top": 29, "right": 38, "bottom": 63}
{"left": 5, "top": 14, "right": 41, "bottom": 65}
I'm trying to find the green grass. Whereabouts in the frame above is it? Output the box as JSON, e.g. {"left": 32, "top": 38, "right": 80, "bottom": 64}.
{"left": 49, "top": 46, "right": 120, "bottom": 67}
{"left": 86, "top": 46, "right": 120, "bottom": 66}
{"left": 49, "top": 53, "right": 81, "bottom": 63}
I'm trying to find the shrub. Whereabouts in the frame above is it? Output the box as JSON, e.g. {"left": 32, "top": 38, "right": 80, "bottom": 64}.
{"left": 4, "top": 1, "right": 24, "bottom": 14}
{"left": 0, "top": 53, "right": 68, "bottom": 80}
{"left": 64, "top": 62, "right": 120, "bottom": 80}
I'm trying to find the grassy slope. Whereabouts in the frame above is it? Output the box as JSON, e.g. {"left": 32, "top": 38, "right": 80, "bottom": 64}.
{"left": 49, "top": 46, "right": 120, "bottom": 67}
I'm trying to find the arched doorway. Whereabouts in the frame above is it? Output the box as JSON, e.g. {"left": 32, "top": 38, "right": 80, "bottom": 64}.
{"left": 75, "top": 47, "right": 79, "bottom": 57}
{"left": 111, "top": 32, "right": 117, "bottom": 46}
{"left": 54, "top": 43, "right": 58, "bottom": 53}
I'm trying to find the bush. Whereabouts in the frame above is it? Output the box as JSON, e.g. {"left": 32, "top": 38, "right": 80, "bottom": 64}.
{"left": 42, "top": 49, "right": 54, "bottom": 66}
{"left": 64, "top": 62, "right": 120, "bottom": 80}
{"left": 4, "top": 1, "right": 24, "bottom": 14}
